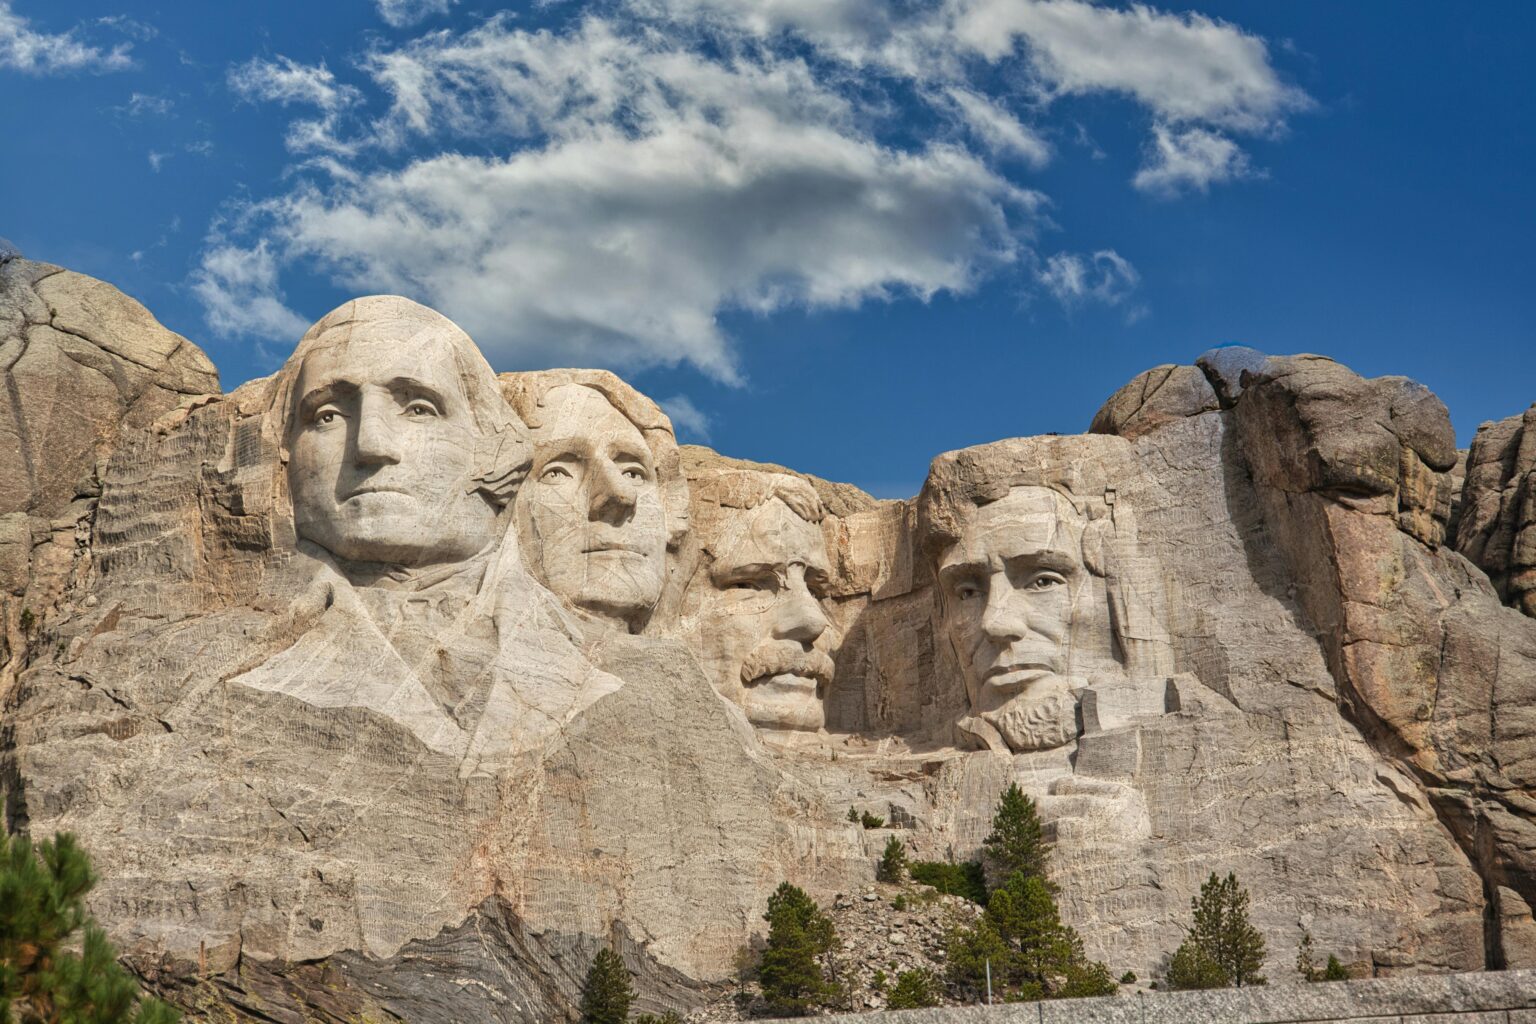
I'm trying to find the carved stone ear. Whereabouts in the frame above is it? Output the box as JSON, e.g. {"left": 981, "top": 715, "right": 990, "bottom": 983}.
{"left": 470, "top": 426, "right": 532, "bottom": 508}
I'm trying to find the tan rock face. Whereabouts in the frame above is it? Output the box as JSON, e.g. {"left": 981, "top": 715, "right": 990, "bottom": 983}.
{"left": 3, "top": 273, "right": 1535, "bottom": 1021}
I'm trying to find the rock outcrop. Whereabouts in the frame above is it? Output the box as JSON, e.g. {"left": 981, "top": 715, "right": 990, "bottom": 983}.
{"left": 3, "top": 268, "right": 1536, "bottom": 1021}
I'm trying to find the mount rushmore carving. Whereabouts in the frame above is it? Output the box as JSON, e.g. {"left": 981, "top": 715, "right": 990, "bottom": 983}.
{"left": 3, "top": 257, "right": 1536, "bottom": 1021}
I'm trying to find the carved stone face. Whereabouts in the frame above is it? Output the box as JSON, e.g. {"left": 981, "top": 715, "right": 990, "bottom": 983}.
{"left": 517, "top": 383, "right": 668, "bottom": 630}
{"left": 937, "top": 486, "right": 1086, "bottom": 732}
{"left": 696, "top": 497, "right": 836, "bottom": 732}
{"left": 287, "top": 328, "right": 499, "bottom": 568}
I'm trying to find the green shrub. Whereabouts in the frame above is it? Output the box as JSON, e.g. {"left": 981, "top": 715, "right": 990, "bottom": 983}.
{"left": 860, "top": 811, "right": 885, "bottom": 829}
{"left": 910, "top": 861, "right": 987, "bottom": 905}
{"left": 1120, "top": 971, "right": 1136, "bottom": 984}
{"left": 891, "top": 894, "right": 907, "bottom": 912}
{"left": 884, "top": 968, "right": 941, "bottom": 1009}
{"left": 631, "top": 1013, "right": 683, "bottom": 1024}
{"left": 1323, "top": 955, "right": 1349, "bottom": 981}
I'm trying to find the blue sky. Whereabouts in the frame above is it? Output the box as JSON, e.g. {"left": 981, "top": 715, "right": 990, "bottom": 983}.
{"left": 3, "top": 1, "right": 1532, "bottom": 497}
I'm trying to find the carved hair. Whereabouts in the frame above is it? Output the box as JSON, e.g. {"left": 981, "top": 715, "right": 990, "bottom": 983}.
{"left": 499, "top": 368, "right": 690, "bottom": 548}
{"left": 693, "top": 469, "right": 825, "bottom": 529}
{"left": 267, "top": 296, "right": 529, "bottom": 508}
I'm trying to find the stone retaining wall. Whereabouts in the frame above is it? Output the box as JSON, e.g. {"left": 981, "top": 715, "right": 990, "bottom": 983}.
{"left": 784, "top": 970, "right": 1536, "bottom": 1023}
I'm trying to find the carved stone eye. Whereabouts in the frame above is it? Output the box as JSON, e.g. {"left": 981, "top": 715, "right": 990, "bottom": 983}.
{"left": 405, "top": 401, "right": 439, "bottom": 418}
{"left": 541, "top": 465, "right": 574, "bottom": 482}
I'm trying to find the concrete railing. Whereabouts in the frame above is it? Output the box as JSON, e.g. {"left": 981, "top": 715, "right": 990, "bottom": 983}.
{"left": 781, "top": 970, "right": 1536, "bottom": 1023}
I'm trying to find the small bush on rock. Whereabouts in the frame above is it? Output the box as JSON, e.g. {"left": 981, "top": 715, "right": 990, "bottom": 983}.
{"left": 885, "top": 968, "right": 941, "bottom": 1009}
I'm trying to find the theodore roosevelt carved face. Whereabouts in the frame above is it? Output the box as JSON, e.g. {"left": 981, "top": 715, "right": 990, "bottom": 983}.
{"left": 935, "top": 485, "right": 1087, "bottom": 751}
{"left": 284, "top": 297, "right": 511, "bottom": 570}
{"left": 688, "top": 472, "right": 838, "bottom": 732}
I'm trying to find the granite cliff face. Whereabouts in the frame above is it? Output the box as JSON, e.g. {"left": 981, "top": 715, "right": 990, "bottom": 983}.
{"left": 2, "top": 259, "right": 1534, "bottom": 1021}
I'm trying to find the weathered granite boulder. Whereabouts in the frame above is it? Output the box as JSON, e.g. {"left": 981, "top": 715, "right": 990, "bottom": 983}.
{"left": 1458, "top": 404, "right": 1536, "bottom": 617}
{"left": 3, "top": 265, "right": 1535, "bottom": 1021}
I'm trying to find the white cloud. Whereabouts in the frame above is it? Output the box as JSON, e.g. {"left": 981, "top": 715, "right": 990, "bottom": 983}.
{"left": 1133, "top": 123, "right": 1254, "bottom": 197}
{"left": 147, "top": 150, "right": 170, "bottom": 172}
{"left": 937, "top": 0, "right": 1309, "bottom": 132}
{"left": 228, "top": 56, "right": 356, "bottom": 111}
{"left": 944, "top": 87, "right": 1051, "bottom": 166}
{"left": 1037, "top": 249, "right": 1139, "bottom": 306}
{"left": 203, "top": 1, "right": 1309, "bottom": 374}
{"left": 191, "top": 240, "right": 310, "bottom": 343}
{"left": 0, "top": 0, "right": 132, "bottom": 74}
{"left": 376, "top": 0, "right": 453, "bottom": 29}
{"left": 212, "top": 17, "right": 1034, "bottom": 381}
{"left": 120, "top": 91, "right": 172, "bottom": 117}
{"left": 658, "top": 395, "right": 712, "bottom": 442}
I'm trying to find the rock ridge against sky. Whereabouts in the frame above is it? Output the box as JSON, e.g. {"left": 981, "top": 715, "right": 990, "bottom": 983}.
{"left": 3, "top": 258, "right": 1536, "bottom": 1021}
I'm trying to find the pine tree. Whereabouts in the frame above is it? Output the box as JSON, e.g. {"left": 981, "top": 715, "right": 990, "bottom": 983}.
{"left": 983, "top": 783, "right": 1047, "bottom": 884}
{"left": 986, "top": 871, "right": 1076, "bottom": 992}
{"left": 1165, "top": 872, "right": 1267, "bottom": 990}
{"left": 1295, "top": 931, "right": 1319, "bottom": 981}
{"left": 0, "top": 830, "right": 181, "bottom": 1024}
{"left": 579, "top": 947, "right": 634, "bottom": 1024}
{"left": 1322, "top": 955, "right": 1349, "bottom": 981}
{"left": 757, "top": 882, "right": 839, "bottom": 1016}
{"left": 876, "top": 836, "right": 908, "bottom": 883}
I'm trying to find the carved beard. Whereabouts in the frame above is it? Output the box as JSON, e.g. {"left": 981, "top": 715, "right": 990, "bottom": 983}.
{"left": 981, "top": 689, "right": 1080, "bottom": 753}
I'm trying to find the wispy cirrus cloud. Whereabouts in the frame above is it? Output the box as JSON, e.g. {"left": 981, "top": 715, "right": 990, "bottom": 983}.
{"left": 0, "top": 0, "right": 133, "bottom": 74}
{"left": 198, "top": 0, "right": 1309, "bottom": 377}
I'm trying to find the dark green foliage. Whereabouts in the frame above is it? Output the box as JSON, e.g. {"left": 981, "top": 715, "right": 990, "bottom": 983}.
{"left": 579, "top": 947, "right": 634, "bottom": 1024}
{"left": 1165, "top": 872, "right": 1267, "bottom": 990}
{"left": 944, "top": 870, "right": 1113, "bottom": 1001}
{"left": 1057, "top": 957, "right": 1117, "bottom": 999}
{"left": 1323, "top": 955, "right": 1349, "bottom": 981}
{"left": 983, "top": 784, "right": 1047, "bottom": 883}
{"left": 0, "top": 830, "right": 181, "bottom": 1024}
{"left": 758, "top": 882, "right": 839, "bottom": 1016}
{"left": 859, "top": 811, "right": 884, "bottom": 830}
{"left": 18, "top": 608, "right": 34, "bottom": 633}
{"left": 846, "top": 807, "right": 859, "bottom": 824}
{"left": 1166, "top": 941, "right": 1225, "bottom": 990}
{"left": 876, "top": 836, "right": 908, "bottom": 883}
{"left": 884, "top": 968, "right": 940, "bottom": 1009}
{"left": 869, "top": 968, "right": 886, "bottom": 993}
{"left": 890, "top": 894, "right": 907, "bottom": 912}
{"left": 1120, "top": 971, "right": 1136, "bottom": 984}
{"left": 631, "top": 1012, "right": 683, "bottom": 1024}
{"left": 910, "top": 861, "right": 987, "bottom": 905}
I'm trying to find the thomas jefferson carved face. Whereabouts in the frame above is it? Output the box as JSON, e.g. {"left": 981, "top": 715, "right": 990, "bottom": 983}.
{"left": 287, "top": 316, "right": 501, "bottom": 569}
{"left": 937, "top": 485, "right": 1086, "bottom": 749}
{"left": 695, "top": 493, "right": 837, "bottom": 732}
{"left": 516, "top": 384, "right": 669, "bottom": 630}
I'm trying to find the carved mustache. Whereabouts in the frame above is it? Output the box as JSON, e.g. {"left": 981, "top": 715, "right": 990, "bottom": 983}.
{"left": 740, "top": 641, "right": 836, "bottom": 688}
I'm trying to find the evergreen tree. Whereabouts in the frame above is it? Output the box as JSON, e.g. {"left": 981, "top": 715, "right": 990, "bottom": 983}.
{"left": 579, "top": 947, "right": 634, "bottom": 1024}
{"left": 986, "top": 872, "right": 1076, "bottom": 992}
{"left": 876, "top": 836, "right": 908, "bottom": 883}
{"left": 757, "top": 883, "right": 839, "bottom": 1016}
{"left": 0, "top": 830, "right": 181, "bottom": 1024}
{"left": 884, "top": 968, "right": 941, "bottom": 1009}
{"left": 1295, "top": 931, "right": 1319, "bottom": 982}
{"left": 1322, "top": 955, "right": 1349, "bottom": 981}
{"left": 1164, "top": 872, "right": 1267, "bottom": 990}
{"left": 943, "top": 916, "right": 1009, "bottom": 993}
{"left": 982, "top": 784, "right": 1047, "bottom": 884}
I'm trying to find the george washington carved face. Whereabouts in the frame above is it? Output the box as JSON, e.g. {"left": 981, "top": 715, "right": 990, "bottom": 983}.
{"left": 284, "top": 299, "right": 510, "bottom": 570}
